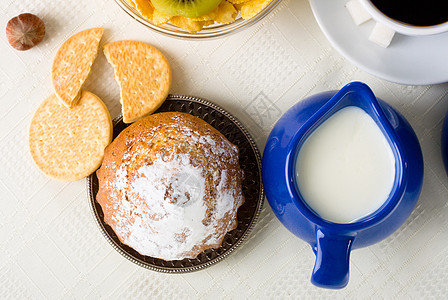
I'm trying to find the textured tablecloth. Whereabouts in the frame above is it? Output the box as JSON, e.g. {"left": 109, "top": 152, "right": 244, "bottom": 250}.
{"left": 1, "top": 0, "right": 448, "bottom": 298}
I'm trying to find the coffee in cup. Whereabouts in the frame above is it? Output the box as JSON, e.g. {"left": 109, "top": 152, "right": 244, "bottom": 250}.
{"left": 370, "top": 0, "right": 448, "bottom": 27}
{"left": 360, "top": 0, "right": 448, "bottom": 36}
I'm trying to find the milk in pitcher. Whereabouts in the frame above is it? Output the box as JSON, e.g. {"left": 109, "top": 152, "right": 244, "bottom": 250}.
{"left": 295, "top": 106, "right": 396, "bottom": 224}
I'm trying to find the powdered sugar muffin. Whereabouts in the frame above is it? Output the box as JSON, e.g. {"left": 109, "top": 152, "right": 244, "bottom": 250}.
{"left": 96, "top": 112, "right": 244, "bottom": 261}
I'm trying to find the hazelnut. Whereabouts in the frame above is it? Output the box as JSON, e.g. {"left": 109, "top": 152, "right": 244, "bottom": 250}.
{"left": 6, "top": 13, "right": 45, "bottom": 51}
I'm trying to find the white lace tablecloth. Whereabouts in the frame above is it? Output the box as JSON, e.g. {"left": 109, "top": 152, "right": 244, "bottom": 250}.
{"left": 1, "top": 0, "right": 448, "bottom": 298}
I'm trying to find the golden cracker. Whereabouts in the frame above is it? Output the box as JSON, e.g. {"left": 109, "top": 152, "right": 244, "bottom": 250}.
{"left": 52, "top": 28, "right": 104, "bottom": 108}
{"left": 103, "top": 40, "right": 171, "bottom": 123}
{"left": 29, "top": 91, "right": 112, "bottom": 181}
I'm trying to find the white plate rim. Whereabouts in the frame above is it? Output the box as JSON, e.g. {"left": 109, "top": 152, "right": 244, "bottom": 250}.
{"left": 309, "top": 0, "right": 448, "bottom": 85}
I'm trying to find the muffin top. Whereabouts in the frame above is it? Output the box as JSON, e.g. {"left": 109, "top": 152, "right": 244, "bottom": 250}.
{"left": 96, "top": 112, "right": 244, "bottom": 260}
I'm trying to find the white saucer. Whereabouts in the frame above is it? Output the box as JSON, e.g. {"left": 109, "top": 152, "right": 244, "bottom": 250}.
{"left": 309, "top": 0, "right": 448, "bottom": 85}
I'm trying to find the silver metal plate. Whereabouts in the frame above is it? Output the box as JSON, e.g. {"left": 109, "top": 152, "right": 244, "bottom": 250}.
{"left": 87, "top": 95, "right": 263, "bottom": 273}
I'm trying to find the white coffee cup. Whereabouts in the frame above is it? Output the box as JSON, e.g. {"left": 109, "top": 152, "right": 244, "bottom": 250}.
{"left": 359, "top": 0, "right": 448, "bottom": 36}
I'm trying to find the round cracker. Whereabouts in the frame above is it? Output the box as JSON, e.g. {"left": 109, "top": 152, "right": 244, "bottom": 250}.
{"left": 29, "top": 90, "right": 112, "bottom": 181}
{"left": 52, "top": 28, "right": 104, "bottom": 108}
{"left": 103, "top": 40, "right": 171, "bottom": 124}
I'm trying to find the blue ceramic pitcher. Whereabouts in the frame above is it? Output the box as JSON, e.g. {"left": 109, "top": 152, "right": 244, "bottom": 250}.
{"left": 262, "top": 82, "right": 423, "bottom": 289}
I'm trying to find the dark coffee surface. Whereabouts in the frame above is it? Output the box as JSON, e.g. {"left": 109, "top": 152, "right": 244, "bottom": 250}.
{"left": 371, "top": 0, "right": 448, "bottom": 26}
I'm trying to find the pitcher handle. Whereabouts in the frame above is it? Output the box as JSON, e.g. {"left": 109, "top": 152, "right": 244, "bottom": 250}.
{"left": 311, "top": 227, "right": 355, "bottom": 289}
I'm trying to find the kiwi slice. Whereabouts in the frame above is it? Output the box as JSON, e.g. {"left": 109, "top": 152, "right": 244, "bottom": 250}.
{"left": 151, "top": 0, "right": 223, "bottom": 18}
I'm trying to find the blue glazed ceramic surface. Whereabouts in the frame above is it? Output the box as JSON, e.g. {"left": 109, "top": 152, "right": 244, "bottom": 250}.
{"left": 262, "top": 82, "right": 423, "bottom": 289}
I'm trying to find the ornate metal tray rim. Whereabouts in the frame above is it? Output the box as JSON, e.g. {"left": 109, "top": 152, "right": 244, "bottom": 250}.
{"left": 87, "top": 94, "right": 263, "bottom": 273}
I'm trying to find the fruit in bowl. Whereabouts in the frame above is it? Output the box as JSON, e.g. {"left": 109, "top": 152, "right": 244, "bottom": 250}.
{"left": 151, "top": 0, "right": 223, "bottom": 18}
{"left": 127, "top": 0, "right": 274, "bottom": 33}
